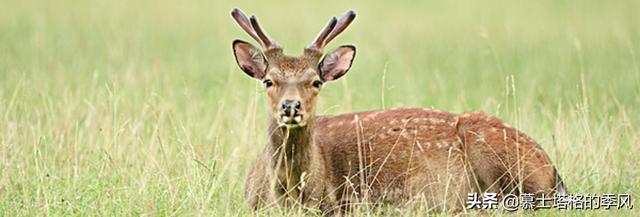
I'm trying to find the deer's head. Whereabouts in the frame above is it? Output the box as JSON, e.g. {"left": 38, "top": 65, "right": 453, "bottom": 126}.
{"left": 231, "top": 8, "right": 356, "bottom": 128}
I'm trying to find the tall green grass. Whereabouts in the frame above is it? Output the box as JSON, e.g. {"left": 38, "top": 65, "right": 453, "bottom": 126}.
{"left": 1, "top": 0, "right": 638, "bottom": 216}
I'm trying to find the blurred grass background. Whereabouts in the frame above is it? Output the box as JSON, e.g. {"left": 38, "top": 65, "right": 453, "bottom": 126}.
{"left": 0, "top": 0, "right": 638, "bottom": 216}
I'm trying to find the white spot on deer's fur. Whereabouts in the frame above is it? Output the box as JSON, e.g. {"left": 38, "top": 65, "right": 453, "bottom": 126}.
{"left": 389, "top": 119, "right": 399, "bottom": 125}
{"left": 448, "top": 120, "right": 456, "bottom": 126}
{"left": 401, "top": 131, "right": 410, "bottom": 139}
{"left": 366, "top": 111, "right": 382, "bottom": 120}
{"left": 400, "top": 151, "right": 409, "bottom": 158}
{"left": 378, "top": 134, "right": 388, "bottom": 139}
{"left": 503, "top": 123, "right": 512, "bottom": 128}
{"left": 490, "top": 128, "right": 499, "bottom": 132}
{"left": 402, "top": 119, "right": 410, "bottom": 124}
{"left": 412, "top": 118, "right": 421, "bottom": 123}
{"left": 425, "top": 142, "right": 432, "bottom": 148}
{"left": 428, "top": 118, "right": 445, "bottom": 124}
{"left": 476, "top": 132, "right": 486, "bottom": 142}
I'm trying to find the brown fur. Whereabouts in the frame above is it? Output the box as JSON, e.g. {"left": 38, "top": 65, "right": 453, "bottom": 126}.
{"left": 231, "top": 9, "right": 566, "bottom": 214}
{"left": 245, "top": 108, "right": 566, "bottom": 214}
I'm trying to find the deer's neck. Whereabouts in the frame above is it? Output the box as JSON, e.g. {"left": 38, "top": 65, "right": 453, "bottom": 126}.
{"left": 267, "top": 117, "right": 321, "bottom": 187}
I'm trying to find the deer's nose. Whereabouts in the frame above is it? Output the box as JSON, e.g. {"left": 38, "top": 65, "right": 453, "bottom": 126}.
{"left": 281, "top": 99, "right": 301, "bottom": 116}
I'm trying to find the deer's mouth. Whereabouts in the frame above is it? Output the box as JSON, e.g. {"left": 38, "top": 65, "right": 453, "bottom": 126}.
{"left": 280, "top": 114, "right": 305, "bottom": 128}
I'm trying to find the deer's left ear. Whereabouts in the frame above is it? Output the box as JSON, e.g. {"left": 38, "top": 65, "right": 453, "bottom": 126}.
{"left": 319, "top": 45, "right": 356, "bottom": 81}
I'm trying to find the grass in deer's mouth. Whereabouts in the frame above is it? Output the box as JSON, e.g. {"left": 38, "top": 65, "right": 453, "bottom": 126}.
{"left": 0, "top": 0, "right": 638, "bottom": 216}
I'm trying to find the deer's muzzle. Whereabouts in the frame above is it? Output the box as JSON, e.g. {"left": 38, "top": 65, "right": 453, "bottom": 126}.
{"left": 280, "top": 99, "right": 304, "bottom": 126}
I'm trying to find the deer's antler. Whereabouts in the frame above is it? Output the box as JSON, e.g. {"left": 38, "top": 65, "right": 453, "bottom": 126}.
{"left": 231, "top": 8, "right": 281, "bottom": 50}
{"left": 307, "top": 10, "right": 356, "bottom": 51}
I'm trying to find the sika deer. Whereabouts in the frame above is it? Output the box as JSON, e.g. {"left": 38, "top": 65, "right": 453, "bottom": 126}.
{"left": 230, "top": 8, "right": 567, "bottom": 214}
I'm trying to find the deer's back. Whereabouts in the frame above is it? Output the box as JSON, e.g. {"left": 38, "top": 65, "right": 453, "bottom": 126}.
{"left": 313, "top": 108, "right": 560, "bottom": 208}
{"left": 314, "top": 108, "right": 470, "bottom": 206}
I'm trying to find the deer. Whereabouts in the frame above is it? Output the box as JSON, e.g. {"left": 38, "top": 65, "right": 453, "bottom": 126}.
{"left": 230, "top": 8, "right": 567, "bottom": 214}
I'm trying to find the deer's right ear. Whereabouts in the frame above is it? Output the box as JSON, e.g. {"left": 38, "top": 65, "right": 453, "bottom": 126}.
{"left": 233, "top": 40, "right": 267, "bottom": 79}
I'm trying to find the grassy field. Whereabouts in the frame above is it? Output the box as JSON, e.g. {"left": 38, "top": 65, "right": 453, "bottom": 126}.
{"left": 1, "top": 0, "right": 638, "bottom": 216}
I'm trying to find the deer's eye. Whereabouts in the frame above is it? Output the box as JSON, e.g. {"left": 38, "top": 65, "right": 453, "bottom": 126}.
{"left": 312, "top": 80, "right": 323, "bottom": 88}
{"left": 263, "top": 79, "right": 273, "bottom": 88}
